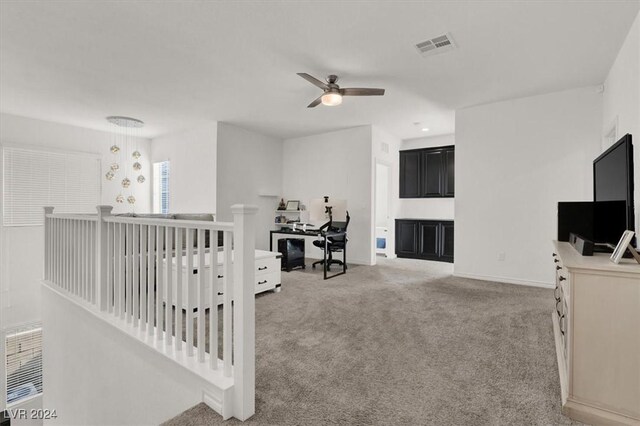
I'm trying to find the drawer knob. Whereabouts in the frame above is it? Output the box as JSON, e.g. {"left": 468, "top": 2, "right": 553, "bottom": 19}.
{"left": 218, "top": 274, "right": 224, "bottom": 279}
{"left": 556, "top": 265, "right": 561, "bottom": 271}
{"left": 552, "top": 253, "right": 557, "bottom": 257}
{"left": 258, "top": 266, "right": 268, "bottom": 271}
{"left": 257, "top": 280, "right": 267, "bottom": 285}
{"left": 554, "top": 259, "right": 559, "bottom": 263}
{"left": 559, "top": 276, "right": 566, "bottom": 281}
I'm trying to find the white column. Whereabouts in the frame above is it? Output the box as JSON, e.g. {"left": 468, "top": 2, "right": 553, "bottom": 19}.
{"left": 96, "top": 205, "right": 113, "bottom": 311}
{"left": 231, "top": 204, "right": 257, "bottom": 421}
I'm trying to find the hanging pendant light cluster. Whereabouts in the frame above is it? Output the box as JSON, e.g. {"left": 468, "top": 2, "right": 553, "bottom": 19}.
{"left": 105, "top": 116, "right": 145, "bottom": 207}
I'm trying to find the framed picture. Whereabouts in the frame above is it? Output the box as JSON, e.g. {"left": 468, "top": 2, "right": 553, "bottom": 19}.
{"left": 286, "top": 200, "right": 300, "bottom": 211}
{"left": 610, "top": 230, "right": 635, "bottom": 264}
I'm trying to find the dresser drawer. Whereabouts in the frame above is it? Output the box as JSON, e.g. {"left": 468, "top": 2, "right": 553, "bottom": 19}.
{"left": 255, "top": 257, "right": 280, "bottom": 276}
{"left": 255, "top": 271, "right": 280, "bottom": 292}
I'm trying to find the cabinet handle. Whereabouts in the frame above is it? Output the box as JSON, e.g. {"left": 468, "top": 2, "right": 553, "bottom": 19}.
{"left": 217, "top": 274, "right": 224, "bottom": 279}
{"left": 556, "top": 265, "right": 561, "bottom": 271}
{"left": 257, "top": 280, "right": 267, "bottom": 285}
{"left": 217, "top": 292, "right": 223, "bottom": 296}
{"left": 559, "top": 314, "right": 566, "bottom": 335}
{"left": 554, "top": 287, "right": 561, "bottom": 302}
{"left": 552, "top": 253, "right": 557, "bottom": 257}
{"left": 559, "top": 276, "right": 566, "bottom": 281}
{"left": 554, "top": 259, "right": 559, "bottom": 263}
{"left": 193, "top": 269, "right": 198, "bottom": 274}
{"left": 258, "top": 266, "right": 268, "bottom": 271}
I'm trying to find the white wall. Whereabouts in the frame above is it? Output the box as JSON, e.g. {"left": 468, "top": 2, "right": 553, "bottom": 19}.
{"left": 42, "top": 286, "right": 221, "bottom": 425}
{"left": 372, "top": 126, "right": 401, "bottom": 261}
{"left": 150, "top": 121, "right": 217, "bottom": 214}
{"left": 455, "top": 87, "right": 602, "bottom": 286}
{"left": 602, "top": 10, "right": 640, "bottom": 235}
{"left": 399, "top": 134, "right": 455, "bottom": 221}
{"left": 216, "top": 123, "right": 283, "bottom": 251}
{"left": 0, "top": 113, "right": 151, "bottom": 331}
{"left": 283, "top": 126, "right": 374, "bottom": 265}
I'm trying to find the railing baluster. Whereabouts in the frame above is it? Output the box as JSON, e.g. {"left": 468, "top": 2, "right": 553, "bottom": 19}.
{"left": 140, "top": 225, "right": 148, "bottom": 332}
{"left": 133, "top": 224, "right": 140, "bottom": 328}
{"left": 82, "top": 221, "right": 86, "bottom": 299}
{"left": 115, "top": 223, "right": 122, "bottom": 317}
{"left": 223, "top": 230, "right": 232, "bottom": 377}
{"left": 175, "top": 227, "right": 183, "bottom": 351}
{"left": 120, "top": 223, "right": 126, "bottom": 318}
{"left": 63, "top": 219, "right": 68, "bottom": 291}
{"left": 147, "top": 226, "right": 155, "bottom": 337}
{"left": 156, "top": 225, "right": 164, "bottom": 341}
{"left": 126, "top": 223, "right": 133, "bottom": 323}
{"left": 107, "top": 222, "right": 114, "bottom": 313}
{"left": 186, "top": 228, "right": 194, "bottom": 356}
{"left": 166, "top": 226, "right": 174, "bottom": 347}
{"left": 197, "top": 228, "right": 206, "bottom": 362}
{"left": 209, "top": 230, "right": 218, "bottom": 369}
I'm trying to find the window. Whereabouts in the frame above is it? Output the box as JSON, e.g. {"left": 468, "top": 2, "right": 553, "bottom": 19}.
{"left": 153, "top": 161, "right": 170, "bottom": 214}
{"left": 2, "top": 147, "right": 100, "bottom": 226}
{"left": 5, "top": 323, "right": 42, "bottom": 405}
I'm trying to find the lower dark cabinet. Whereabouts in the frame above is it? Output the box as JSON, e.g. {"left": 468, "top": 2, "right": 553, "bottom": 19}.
{"left": 395, "top": 219, "right": 454, "bottom": 263}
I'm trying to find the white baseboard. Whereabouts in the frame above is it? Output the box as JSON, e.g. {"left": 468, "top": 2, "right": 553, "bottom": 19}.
{"left": 453, "top": 272, "right": 554, "bottom": 289}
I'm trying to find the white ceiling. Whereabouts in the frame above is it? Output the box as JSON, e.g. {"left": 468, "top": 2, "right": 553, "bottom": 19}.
{"left": 1, "top": 1, "right": 638, "bottom": 140}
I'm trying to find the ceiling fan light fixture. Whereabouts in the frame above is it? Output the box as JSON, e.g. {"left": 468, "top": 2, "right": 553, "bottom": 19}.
{"left": 321, "top": 92, "right": 342, "bottom": 106}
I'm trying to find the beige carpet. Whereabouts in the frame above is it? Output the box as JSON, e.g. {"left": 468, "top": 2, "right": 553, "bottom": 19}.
{"left": 163, "top": 258, "right": 578, "bottom": 425}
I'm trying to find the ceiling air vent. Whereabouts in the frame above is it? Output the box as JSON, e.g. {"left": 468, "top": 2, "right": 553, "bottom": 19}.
{"left": 415, "top": 33, "right": 456, "bottom": 57}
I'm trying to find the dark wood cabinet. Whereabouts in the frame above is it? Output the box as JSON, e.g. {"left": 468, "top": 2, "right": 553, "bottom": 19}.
{"left": 399, "top": 151, "right": 421, "bottom": 198}
{"left": 395, "top": 219, "right": 454, "bottom": 263}
{"left": 399, "top": 145, "right": 454, "bottom": 198}
{"left": 396, "top": 220, "right": 419, "bottom": 256}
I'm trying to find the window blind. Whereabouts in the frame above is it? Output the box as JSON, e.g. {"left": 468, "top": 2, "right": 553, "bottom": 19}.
{"left": 153, "top": 161, "right": 170, "bottom": 214}
{"left": 2, "top": 147, "right": 100, "bottom": 226}
{"left": 5, "top": 323, "right": 42, "bottom": 405}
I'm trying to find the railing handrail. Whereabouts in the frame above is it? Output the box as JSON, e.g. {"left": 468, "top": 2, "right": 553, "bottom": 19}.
{"left": 45, "top": 213, "right": 98, "bottom": 221}
{"left": 103, "top": 215, "right": 234, "bottom": 231}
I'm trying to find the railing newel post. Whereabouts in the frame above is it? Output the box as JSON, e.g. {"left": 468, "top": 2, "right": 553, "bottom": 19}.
{"left": 231, "top": 204, "right": 258, "bottom": 421}
{"left": 96, "top": 205, "right": 113, "bottom": 311}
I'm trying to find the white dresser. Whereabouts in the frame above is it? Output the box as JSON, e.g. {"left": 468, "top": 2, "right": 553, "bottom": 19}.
{"left": 164, "top": 249, "right": 281, "bottom": 311}
{"left": 552, "top": 241, "right": 640, "bottom": 425}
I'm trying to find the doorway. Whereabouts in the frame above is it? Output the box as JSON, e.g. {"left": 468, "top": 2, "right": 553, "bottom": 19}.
{"left": 375, "top": 162, "right": 391, "bottom": 258}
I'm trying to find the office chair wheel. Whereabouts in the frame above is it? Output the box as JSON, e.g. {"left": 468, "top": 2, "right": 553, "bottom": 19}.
{"left": 312, "top": 264, "right": 316, "bottom": 269}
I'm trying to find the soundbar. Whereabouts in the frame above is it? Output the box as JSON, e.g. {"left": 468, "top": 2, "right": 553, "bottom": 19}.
{"left": 569, "top": 233, "right": 594, "bottom": 256}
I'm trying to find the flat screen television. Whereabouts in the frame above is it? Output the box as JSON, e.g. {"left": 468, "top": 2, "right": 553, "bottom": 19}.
{"left": 593, "top": 134, "right": 635, "bottom": 247}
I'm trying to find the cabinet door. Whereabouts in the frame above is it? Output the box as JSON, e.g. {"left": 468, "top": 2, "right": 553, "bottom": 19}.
{"left": 421, "top": 151, "right": 443, "bottom": 197}
{"left": 443, "top": 149, "right": 455, "bottom": 197}
{"left": 418, "top": 221, "right": 440, "bottom": 260}
{"left": 395, "top": 220, "right": 418, "bottom": 257}
{"left": 399, "top": 151, "right": 421, "bottom": 198}
{"left": 440, "top": 222, "right": 454, "bottom": 263}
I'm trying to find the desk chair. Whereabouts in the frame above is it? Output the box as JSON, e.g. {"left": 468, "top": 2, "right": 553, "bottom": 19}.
{"left": 312, "top": 212, "right": 350, "bottom": 271}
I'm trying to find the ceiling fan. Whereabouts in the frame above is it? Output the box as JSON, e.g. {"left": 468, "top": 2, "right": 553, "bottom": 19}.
{"left": 297, "top": 73, "right": 385, "bottom": 108}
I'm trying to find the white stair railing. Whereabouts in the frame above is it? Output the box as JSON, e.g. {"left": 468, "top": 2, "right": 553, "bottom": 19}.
{"left": 43, "top": 205, "right": 257, "bottom": 421}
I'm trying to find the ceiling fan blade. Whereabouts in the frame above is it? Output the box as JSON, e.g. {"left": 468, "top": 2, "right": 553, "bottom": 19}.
{"left": 307, "top": 95, "right": 323, "bottom": 108}
{"left": 297, "top": 73, "right": 329, "bottom": 90}
{"left": 341, "top": 88, "right": 385, "bottom": 96}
